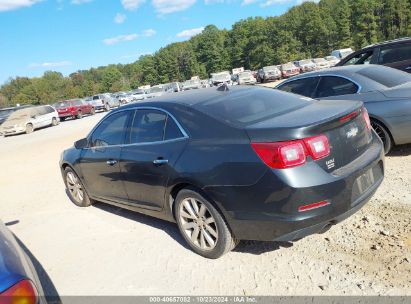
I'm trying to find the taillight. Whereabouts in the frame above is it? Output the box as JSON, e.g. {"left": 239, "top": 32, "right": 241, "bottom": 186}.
{"left": 339, "top": 110, "right": 359, "bottom": 123}
{"left": 362, "top": 107, "right": 372, "bottom": 130}
{"left": 303, "top": 135, "right": 330, "bottom": 160}
{"left": 0, "top": 280, "right": 38, "bottom": 304}
{"left": 251, "top": 134, "right": 330, "bottom": 169}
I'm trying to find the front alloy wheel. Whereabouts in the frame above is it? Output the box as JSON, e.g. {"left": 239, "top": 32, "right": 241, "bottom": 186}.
{"left": 371, "top": 120, "right": 392, "bottom": 154}
{"left": 64, "top": 167, "right": 92, "bottom": 207}
{"left": 175, "top": 189, "right": 237, "bottom": 259}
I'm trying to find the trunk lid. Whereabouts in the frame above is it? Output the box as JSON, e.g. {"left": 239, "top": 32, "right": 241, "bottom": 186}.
{"left": 246, "top": 99, "right": 372, "bottom": 171}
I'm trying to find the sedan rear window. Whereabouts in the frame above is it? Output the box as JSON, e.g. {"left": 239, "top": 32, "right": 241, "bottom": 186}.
{"left": 196, "top": 89, "right": 310, "bottom": 126}
{"left": 356, "top": 66, "right": 411, "bottom": 88}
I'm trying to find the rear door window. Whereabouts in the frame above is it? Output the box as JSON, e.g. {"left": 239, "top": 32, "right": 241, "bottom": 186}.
{"left": 165, "top": 116, "right": 184, "bottom": 140}
{"left": 315, "top": 76, "right": 359, "bottom": 98}
{"left": 130, "top": 110, "right": 167, "bottom": 144}
{"left": 277, "top": 77, "right": 320, "bottom": 98}
{"left": 379, "top": 43, "right": 411, "bottom": 64}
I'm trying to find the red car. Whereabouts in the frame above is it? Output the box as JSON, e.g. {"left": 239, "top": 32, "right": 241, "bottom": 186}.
{"left": 280, "top": 63, "right": 300, "bottom": 78}
{"left": 55, "top": 99, "right": 95, "bottom": 121}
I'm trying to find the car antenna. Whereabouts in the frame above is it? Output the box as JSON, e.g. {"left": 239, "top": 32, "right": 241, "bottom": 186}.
{"left": 217, "top": 83, "right": 229, "bottom": 92}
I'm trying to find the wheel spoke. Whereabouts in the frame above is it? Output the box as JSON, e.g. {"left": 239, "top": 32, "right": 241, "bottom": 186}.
{"left": 200, "top": 230, "right": 207, "bottom": 249}
{"left": 205, "top": 217, "right": 215, "bottom": 225}
{"left": 180, "top": 210, "right": 196, "bottom": 220}
{"left": 198, "top": 204, "right": 206, "bottom": 217}
{"left": 183, "top": 222, "right": 197, "bottom": 230}
{"left": 183, "top": 200, "right": 197, "bottom": 218}
{"left": 205, "top": 224, "right": 218, "bottom": 238}
{"left": 190, "top": 198, "right": 199, "bottom": 215}
{"left": 202, "top": 229, "right": 215, "bottom": 247}
{"left": 191, "top": 226, "right": 200, "bottom": 243}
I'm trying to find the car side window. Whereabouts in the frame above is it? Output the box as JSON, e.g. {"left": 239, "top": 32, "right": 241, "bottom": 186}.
{"left": 37, "top": 106, "right": 48, "bottom": 116}
{"left": 130, "top": 110, "right": 167, "bottom": 144}
{"left": 165, "top": 116, "right": 184, "bottom": 140}
{"left": 344, "top": 51, "right": 374, "bottom": 65}
{"left": 379, "top": 44, "right": 411, "bottom": 64}
{"left": 90, "top": 111, "right": 130, "bottom": 147}
{"left": 315, "top": 76, "right": 359, "bottom": 98}
{"left": 277, "top": 77, "right": 320, "bottom": 98}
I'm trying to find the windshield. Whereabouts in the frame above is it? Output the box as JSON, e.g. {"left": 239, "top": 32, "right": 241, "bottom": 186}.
{"left": 325, "top": 56, "right": 337, "bottom": 61}
{"left": 313, "top": 58, "right": 326, "bottom": 63}
{"left": 149, "top": 87, "right": 163, "bottom": 93}
{"left": 5, "top": 108, "right": 33, "bottom": 122}
{"left": 263, "top": 66, "right": 277, "bottom": 72}
{"left": 282, "top": 63, "right": 294, "bottom": 69}
{"left": 0, "top": 109, "right": 14, "bottom": 118}
{"left": 56, "top": 101, "right": 73, "bottom": 108}
{"left": 239, "top": 72, "right": 252, "bottom": 78}
{"left": 299, "top": 60, "right": 312, "bottom": 65}
{"left": 357, "top": 66, "right": 411, "bottom": 88}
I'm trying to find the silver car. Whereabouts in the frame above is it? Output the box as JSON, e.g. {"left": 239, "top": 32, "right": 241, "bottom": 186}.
{"left": 275, "top": 64, "right": 411, "bottom": 153}
{"left": 312, "top": 58, "right": 331, "bottom": 70}
{"left": 145, "top": 86, "right": 165, "bottom": 99}
{"left": 237, "top": 70, "right": 256, "bottom": 85}
{"left": 295, "top": 59, "right": 316, "bottom": 73}
{"left": 324, "top": 56, "right": 340, "bottom": 67}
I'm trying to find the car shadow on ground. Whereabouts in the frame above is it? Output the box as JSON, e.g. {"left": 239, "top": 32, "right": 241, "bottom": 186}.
{"left": 387, "top": 144, "right": 411, "bottom": 157}
{"left": 6, "top": 222, "right": 61, "bottom": 304}
{"left": 234, "top": 240, "right": 293, "bottom": 255}
{"left": 91, "top": 202, "right": 191, "bottom": 251}
{"left": 92, "top": 201, "right": 294, "bottom": 256}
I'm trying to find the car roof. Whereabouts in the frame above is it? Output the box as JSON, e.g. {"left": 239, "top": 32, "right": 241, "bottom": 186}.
{"left": 278, "top": 65, "right": 387, "bottom": 92}
{"left": 120, "top": 85, "right": 286, "bottom": 110}
{"left": 364, "top": 37, "right": 411, "bottom": 48}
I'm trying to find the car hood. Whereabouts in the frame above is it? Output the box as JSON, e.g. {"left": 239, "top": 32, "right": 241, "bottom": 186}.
{"left": 380, "top": 82, "right": 411, "bottom": 99}
{"left": 1, "top": 116, "right": 28, "bottom": 128}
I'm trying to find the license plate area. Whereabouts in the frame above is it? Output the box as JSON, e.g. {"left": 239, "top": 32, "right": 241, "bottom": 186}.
{"left": 351, "top": 163, "right": 382, "bottom": 206}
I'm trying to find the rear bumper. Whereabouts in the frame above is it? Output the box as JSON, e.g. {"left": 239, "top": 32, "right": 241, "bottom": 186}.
{"left": 58, "top": 112, "right": 75, "bottom": 118}
{"left": 205, "top": 136, "right": 384, "bottom": 241}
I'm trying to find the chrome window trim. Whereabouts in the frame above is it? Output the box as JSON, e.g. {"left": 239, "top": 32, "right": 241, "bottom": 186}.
{"left": 85, "top": 106, "right": 189, "bottom": 150}
{"left": 277, "top": 73, "right": 362, "bottom": 94}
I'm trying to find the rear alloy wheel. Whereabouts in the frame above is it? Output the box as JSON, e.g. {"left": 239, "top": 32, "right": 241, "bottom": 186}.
{"left": 371, "top": 120, "right": 392, "bottom": 154}
{"left": 52, "top": 117, "right": 58, "bottom": 126}
{"left": 76, "top": 111, "right": 83, "bottom": 119}
{"left": 64, "top": 167, "right": 92, "bottom": 207}
{"left": 25, "top": 124, "right": 34, "bottom": 134}
{"left": 175, "top": 189, "right": 237, "bottom": 259}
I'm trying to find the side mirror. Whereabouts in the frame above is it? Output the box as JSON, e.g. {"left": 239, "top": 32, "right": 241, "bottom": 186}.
{"left": 74, "top": 138, "right": 88, "bottom": 150}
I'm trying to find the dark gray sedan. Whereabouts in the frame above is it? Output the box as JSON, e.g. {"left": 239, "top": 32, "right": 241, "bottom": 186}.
{"left": 276, "top": 65, "right": 411, "bottom": 153}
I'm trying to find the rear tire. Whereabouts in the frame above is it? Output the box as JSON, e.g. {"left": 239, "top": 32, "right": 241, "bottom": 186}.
{"left": 174, "top": 189, "right": 237, "bottom": 259}
{"left": 25, "top": 123, "right": 34, "bottom": 134}
{"left": 371, "top": 120, "right": 392, "bottom": 154}
{"left": 90, "top": 108, "right": 95, "bottom": 115}
{"left": 76, "top": 111, "right": 83, "bottom": 119}
{"left": 60, "top": 117, "right": 66, "bottom": 122}
{"left": 64, "top": 167, "right": 93, "bottom": 207}
{"left": 104, "top": 104, "right": 110, "bottom": 112}
{"left": 52, "top": 117, "right": 58, "bottom": 126}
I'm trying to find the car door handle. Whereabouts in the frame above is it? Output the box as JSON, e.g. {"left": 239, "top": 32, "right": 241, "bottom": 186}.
{"left": 153, "top": 159, "right": 169, "bottom": 166}
{"left": 106, "top": 160, "right": 118, "bottom": 166}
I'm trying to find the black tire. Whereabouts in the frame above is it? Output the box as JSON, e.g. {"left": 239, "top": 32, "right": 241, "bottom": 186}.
{"left": 52, "top": 117, "right": 58, "bottom": 126}
{"left": 90, "top": 108, "right": 96, "bottom": 115}
{"left": 104, "top": 104, "right": 110, "bottom": 112}
{"left": 76, "top": 111, "right": 83, "bottom": 119}
{"left": 25, "top": 123, "right": 34, "bottom": 134}
{"left": 63, "top": 167, "right": 93, "bottom": 207}
{"left": 60, "top": 117, "right": 66, "bottom": 122}
{"left": 371, "top": 120, "right": 392, "bottom": 154}
{"left": 174, "top": 189, "right": 237, "bottom": 259}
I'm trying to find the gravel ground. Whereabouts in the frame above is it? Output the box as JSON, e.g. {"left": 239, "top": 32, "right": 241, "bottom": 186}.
{"left": 0, "top": 110, "right": 410, "bottom": 297}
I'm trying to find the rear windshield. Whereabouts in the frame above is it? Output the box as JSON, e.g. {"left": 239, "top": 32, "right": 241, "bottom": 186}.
{"left": 357, "top": 66, "right": 411, "bottom": 88}
{"left": 195, "top": 88, "right": 310, "bottom": 126}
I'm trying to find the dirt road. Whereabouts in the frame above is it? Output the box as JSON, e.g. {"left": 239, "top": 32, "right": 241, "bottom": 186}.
{"left": 0, "top": 111, "right": 410, "bottom": 296}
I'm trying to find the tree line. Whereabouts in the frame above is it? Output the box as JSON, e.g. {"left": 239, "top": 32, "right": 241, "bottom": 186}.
{"left": 1, "top": 0, "right": 411, "bottom": 107}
